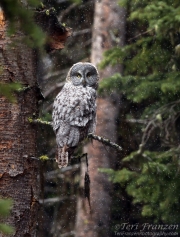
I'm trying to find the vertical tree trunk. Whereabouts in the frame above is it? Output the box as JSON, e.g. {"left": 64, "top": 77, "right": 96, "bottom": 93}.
{"left": 75, "top": 1, "right": 126, "bottom": 237}
{"left": 0, "top": 9, "right": 39, "bottom": 237}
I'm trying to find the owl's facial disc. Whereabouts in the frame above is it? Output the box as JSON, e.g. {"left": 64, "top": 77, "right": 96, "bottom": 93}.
{"left": 70, "top": 63, "right": 99, "bottom": 87}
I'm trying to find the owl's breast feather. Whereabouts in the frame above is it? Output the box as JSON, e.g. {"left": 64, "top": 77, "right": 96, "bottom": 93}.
{"left": 52, "top": 83, "right": 97, "bottom": 131}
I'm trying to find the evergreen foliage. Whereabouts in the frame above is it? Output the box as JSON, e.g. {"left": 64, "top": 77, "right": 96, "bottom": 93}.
{"left": 0, "top": 199, "right": 14, "bottom": 235}
{"left": 100, "top": 0, "right": 180, "bottom": 224}
{"left": 1, "top": 0, "right": 45, "bottom": 47}
{"left": 0, "top": 82, "right": 22, "bottom": 102}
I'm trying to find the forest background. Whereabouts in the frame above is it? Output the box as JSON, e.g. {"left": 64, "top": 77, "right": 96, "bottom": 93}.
{"left": 0, "top": 0, "right": 180, "bottom": 237}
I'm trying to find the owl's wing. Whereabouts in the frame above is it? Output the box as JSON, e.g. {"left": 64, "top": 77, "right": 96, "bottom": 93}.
{"left": 52, "top": 83, "right": 96, "bottom": 132}
{"left": 52, "top": 83, "right": 78, "bottom": 131}
{"left": 88, "top": 114, "right": 97, "bottom": 134}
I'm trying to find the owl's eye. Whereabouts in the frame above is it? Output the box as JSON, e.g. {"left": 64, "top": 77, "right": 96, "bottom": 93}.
{"left": 86, "top": 72, "right": 91, "bottom": 78}
{"left": 76, "top": 73, "right": 82, "bottom": 78}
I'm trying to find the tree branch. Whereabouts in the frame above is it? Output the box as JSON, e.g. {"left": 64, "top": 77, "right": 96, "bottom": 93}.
{"left": 28, "top": 118, "right": 52, "bottom": 126}
{"left": 88, "top": 133, "right": 122, "bottom": 151}
{"left": 39, "top": 196, "right": 76, "bottom": 205}
{"left": 58, "top": 3, "right": 78, "bottom": 22}
{"left": 29, "top": 119, "right": 123, "bottom": 152}
{"left": 43, "top": 82, "right": 65, "bottom": 98}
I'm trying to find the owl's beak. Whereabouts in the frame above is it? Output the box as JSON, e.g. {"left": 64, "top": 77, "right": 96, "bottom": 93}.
{"left": 82, "top": 78, "right": 86, "bottom": 87}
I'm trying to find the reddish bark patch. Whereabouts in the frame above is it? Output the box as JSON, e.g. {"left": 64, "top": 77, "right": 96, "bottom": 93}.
{"left": 0, "top": 9, "right": 5, "bottom": 41}
{"left": 0, "top": 9, "right": 5, "bottom": 28}
{"left": 35, "top": 7, "right": 72, "bottom": 51}
{"left": 48, "top": 27, "right": 72, "bottom": 50}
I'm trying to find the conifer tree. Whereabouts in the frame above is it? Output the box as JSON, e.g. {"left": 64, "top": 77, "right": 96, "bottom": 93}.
{"left": 101, "top": 0, "right": 180, "bottom": 224}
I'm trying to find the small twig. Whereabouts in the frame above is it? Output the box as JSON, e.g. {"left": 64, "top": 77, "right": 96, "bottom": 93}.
{"left": 84, "top": 39, "right": 92, "bottom": 47}
{"left": 59, "top": 2, "right": 78, "bottom": 22}
{"left": 88, "top": 133, "right": 122, "bottom": 152}
{"left": 60, "top": 231, "right": 75, "bottom": 237}
{"left": 71, "top": 153, "right": 87, "bottom": 161}
{"left": 84, "top": 171, "right": 91, "bottom": 212}
{"left": 73, "top": 29, "right": 91, "bottom": 37}
{"left": 128, "top": 29, "right": 154, "bottom": 42}
{"left": 45, "top": 164, "right": 80, "bottom": 180}
{"left": 39, "top": 196, "right": 76, "bottom": 205}
{"left": 126, "top": 118, "right": 148, "bottom": 124}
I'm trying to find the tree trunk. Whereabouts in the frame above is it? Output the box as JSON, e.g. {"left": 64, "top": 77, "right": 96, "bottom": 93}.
{"left": 0, "top": 9, "right": 39, "bottom": 237}
{"left": 75, "top": 1, "right": 126, "bottom": 237}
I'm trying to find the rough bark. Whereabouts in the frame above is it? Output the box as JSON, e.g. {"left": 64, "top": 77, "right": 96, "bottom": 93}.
{"left": 0, "top": 9, "right": 40, "bottom": 237}
{"left": 75, "top": 1, "right": 126, "bottom": 237}
{"left": 0, "top": 3, "right": 71, "bottom": 235}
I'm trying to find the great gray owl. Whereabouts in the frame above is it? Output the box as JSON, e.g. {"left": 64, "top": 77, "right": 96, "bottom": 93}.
{"left": 52, "top": 62, "right": 99, "bottom": 168}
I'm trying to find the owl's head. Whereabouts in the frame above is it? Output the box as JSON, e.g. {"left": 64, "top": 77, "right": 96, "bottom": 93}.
{"left": 67, "top": 62, "right": 99, "bottom": 89}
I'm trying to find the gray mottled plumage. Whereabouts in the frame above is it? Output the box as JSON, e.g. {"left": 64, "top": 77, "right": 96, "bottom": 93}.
{"left": 52, "top": 62, "right": 99, "bottom": 168}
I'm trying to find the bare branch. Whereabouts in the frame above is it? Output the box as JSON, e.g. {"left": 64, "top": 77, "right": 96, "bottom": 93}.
{"left": 126, "top": 118, "right": 148, "bottom": 124}
{"left": 60, "top": 231, "right": 75, "bottom": 237}
{"left": 44, "top": 82, "right": 65, "bottom": 98}
{"left": 73, "top": 29, "right": 91, "bottom": 37}
{"left": 43, "top": 68, "right": 68, "bottom": 80}
{"left": 128, "top": 29, "right": 154, "bottom": 42}
{"left": 39, "top": 196, "right": 76, "bottom": 205}
{"left": 45, "top": 164, "right": 80, "bottom": 180}
{"left": 59, "top": 3, "right": 78, "bottom": 22}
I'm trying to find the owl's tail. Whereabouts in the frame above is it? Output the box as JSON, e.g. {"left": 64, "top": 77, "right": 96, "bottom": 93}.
{"left": 56, "top": 146, "right": 68, "bottom": 168}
